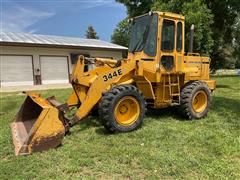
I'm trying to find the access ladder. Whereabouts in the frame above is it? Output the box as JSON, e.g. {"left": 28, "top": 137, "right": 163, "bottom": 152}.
{"left": 163, "top": 73, "right": 181, "bottom": 105}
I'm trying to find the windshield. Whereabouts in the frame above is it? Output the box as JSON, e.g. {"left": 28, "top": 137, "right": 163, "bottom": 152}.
{"left": 129, "top": 14, "right": 158, "bottom": 56}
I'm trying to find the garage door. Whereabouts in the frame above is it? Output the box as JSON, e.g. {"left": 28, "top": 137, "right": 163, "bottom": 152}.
{"left": 40, "top": 56, "right": 69, "bottom": 84}
{"left": 0, "top": 55, "right": 34, "bottom": 87}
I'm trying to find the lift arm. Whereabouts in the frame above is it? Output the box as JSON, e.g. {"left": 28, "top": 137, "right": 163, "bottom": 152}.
{"left": 68, "top": 57, "right": 136, "bottom": 126}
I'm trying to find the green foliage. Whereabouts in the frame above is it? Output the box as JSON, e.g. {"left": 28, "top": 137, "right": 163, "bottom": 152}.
{"left": 1, "top": 76, "right": 240, "bottom": 178}
{"left": 204, "top": 0, "right": 240, "bottom": 44}
{"left": 113, "top": 0, "right": 240, "bottom": 69}
{"left": 116, "top": 0, "right": 153, "bottom": 17}
{"left": 203, "top": 0, "right": 240, "bottom": 69}
{"left": 111, "top": 19, "right": 130, "bottom": 47}
{"left": 85, "top": 25, "right": 99, "bottom": 39}
{"left": 152, "top": 0, "right": 214, "bottom": 54}
{"left": 233, "top": 15, "right": 240, "bottom": 68}
{"left": 112, "top": 0, "right": 152, "bottom": 47}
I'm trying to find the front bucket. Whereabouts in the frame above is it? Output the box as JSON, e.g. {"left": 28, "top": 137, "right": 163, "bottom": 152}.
{"left": 11, "top": 92, "right": 65, "bottom": 156}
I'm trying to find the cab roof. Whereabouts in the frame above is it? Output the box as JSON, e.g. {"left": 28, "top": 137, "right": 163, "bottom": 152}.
{"left": 133, "top": 11, "right": 185, "bottom": 20}
{"left": 157, "top": 11, "right": 185, "bottom": 20}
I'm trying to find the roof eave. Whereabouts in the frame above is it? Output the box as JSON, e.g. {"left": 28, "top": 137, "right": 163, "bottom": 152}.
{"left": 0, "top": 42, "right": 128, "bottom": 52}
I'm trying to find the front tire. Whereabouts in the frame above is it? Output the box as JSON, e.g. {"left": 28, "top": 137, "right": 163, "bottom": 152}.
{"left": 180, "top": 81, "right": 211, "bottom": 119}
{"left": 99, "top": 85, "right": 146, "bottom": 132}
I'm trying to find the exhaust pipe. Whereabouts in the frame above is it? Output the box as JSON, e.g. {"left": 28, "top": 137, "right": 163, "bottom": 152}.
{"left": 189, "top": 24, "right": 195, "bottom": 53}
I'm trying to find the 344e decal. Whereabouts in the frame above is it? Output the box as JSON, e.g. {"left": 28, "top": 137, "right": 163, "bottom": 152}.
{"left": 103, "top": 69, "right": 122, "bottom": 82}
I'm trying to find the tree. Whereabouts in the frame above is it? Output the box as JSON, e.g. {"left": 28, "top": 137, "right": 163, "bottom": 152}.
{"left": 204, "top": 0, "right": 240, "bottom": 44}
{"left": 233, "top": 15, "right": 240, "bottom": 68}
{"left": 85, "top": 25, "right": 99, "bottom": 39}
{"left": 115, "top": 0, "right": 214, "bottom": 54}
{"left": 116, "top": 0, "right": 153, "bottom": 17}
{"left": 111, "top": 19, "right": 130, "bottom": 47}
{"left": 115, "top": 0, "right": 240, "bottom": 69}
{"left": 203, "top": 0, "right": 240, "bottom": 69}
{"left": 152, "top": 0, "right": 214, "bottom": 55}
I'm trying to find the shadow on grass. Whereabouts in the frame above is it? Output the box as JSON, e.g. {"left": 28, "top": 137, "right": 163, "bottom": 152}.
{"left": 211, "top": 96, "right": 240, "bottom": 129}
{"left": 212, "top": 96, "right": 240, "bottom": 116}
{"left": 146, "top": 106, "right": 183, "bottom": 120}
{"left": 70, "top": 96, "right": 240, "bottom": 135}
{"left": 147, "top": 96, "right": 240, "bottom": 122}
{"left": 211, "top": 75, "right": 239, "bottom": 78}
{"left": 70, "top": 106, "right": 185, "bottom": 135}
{"left": 216, "top": 84, "right": 233, "bottom": 89}
{"left": 69, "top": 115, "right": 113, "bottom": 135}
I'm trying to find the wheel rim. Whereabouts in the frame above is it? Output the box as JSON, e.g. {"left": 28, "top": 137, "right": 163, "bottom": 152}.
{"left": 192, "top": 90, "right": 208, "bottom": 113}
{"left": 114, "top": 96, "right": 140, "bottom": 126}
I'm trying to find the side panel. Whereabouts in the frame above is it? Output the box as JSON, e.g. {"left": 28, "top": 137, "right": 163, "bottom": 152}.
{"left": 183, "top": 55, "right": 216, "bottom": 90}
{"left": 184, "top": 55, "right": 211, "bottom": 80}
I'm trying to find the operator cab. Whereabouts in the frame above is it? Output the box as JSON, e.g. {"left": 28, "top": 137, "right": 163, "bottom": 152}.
{"left": 128, "top": 11, "right": 185, "bottom": 72}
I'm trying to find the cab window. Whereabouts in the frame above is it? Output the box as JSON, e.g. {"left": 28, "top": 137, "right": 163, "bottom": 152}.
{"left": 177, "top": 22, "right": 183, "bottom": 52}
{"left": 161, "top": 20, "right": 175, "bottom": 51}
{"left": 144, "top": 14, "right": 158, "bottom": 56}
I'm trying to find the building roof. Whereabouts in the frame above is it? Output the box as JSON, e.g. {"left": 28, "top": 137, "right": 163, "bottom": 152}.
{"left": 0, "top": 32, "right": 128, "bottom": 51}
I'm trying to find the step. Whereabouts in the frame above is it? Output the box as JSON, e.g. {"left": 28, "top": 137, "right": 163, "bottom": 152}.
{"left": 171, "top": 102, "right": 180, "bottom": 106}
{"left": 171, "top": 93, "right": 180, "bottom": 96}
{"left": 163, "top": 100, "right": 171, "bottom": 103}
{"left": 170, "top": 83, "right": 179, "bottom": 86}
{"left": 163, "top": 83, "right": 179, "bottom": 86}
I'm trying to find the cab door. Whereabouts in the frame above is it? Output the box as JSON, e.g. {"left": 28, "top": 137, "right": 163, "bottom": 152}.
{"left": 175, "top": 21, "right": 184, "bottom": 72}
{"left": 159, "top": 18, "right": 184, "bottom": 73}
{"left": 160, "top": 19, "right": 176, "bottom": 73}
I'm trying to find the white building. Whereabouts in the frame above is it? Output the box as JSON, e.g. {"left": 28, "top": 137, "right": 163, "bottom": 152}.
{"left": 0, "top": 32, "right": 127, "bottom": 87}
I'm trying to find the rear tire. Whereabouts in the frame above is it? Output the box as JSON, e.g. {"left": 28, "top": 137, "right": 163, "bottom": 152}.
{"left": 180, "top": 81, "right": 211, "bottom": 120}
{"left": 99, "top": 85, "right": 146, "bottom": 132}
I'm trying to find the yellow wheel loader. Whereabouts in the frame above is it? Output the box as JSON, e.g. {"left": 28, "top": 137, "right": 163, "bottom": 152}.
{"left": 11, "top": 11, "right": 216, "bottom": 156}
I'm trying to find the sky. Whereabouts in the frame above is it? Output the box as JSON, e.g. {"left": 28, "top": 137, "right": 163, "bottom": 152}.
{"left": 0, "top": 0, "right": 127, "bottom": 42}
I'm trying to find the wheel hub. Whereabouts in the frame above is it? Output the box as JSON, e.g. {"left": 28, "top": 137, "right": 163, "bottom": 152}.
{"left": 192, "top": 90, "right": 208, "bottom": 113}
{"left": 114, "top": 96, "right": 140, "bottom": 126}
{"left": 119, "top": 105, "right": 128, "bottom": 114}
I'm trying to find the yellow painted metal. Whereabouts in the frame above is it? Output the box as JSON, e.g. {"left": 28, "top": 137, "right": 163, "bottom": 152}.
{"left": 192, "top": 90, "right": 208, "bottom": 113}
{"left": 52, "top": 11, "right": 216, "bottom": 119}
{"left": 134, "top": 76, "right": 155, "bottom": 99}
{"left": 108, "top": 11, "right": 210, "bottom": 107}
{"left": 67, "top": 91, "right": 79, "bottom": 106}
{"left": 114, "top": 96, "right": 140, "bottom": 126}
{"left": 11, "top": 92, "right": 65, "bottom": 155}
{"left": 11, "top": 11, "right": 217, "bottom": 156}
{"left": 72, "top": 60, "right": 136, "bottom": 122}
{"left": 204, "top": 80, "right": 216, "bottom": 90}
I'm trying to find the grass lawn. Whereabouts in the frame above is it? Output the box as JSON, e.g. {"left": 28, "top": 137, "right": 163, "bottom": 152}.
{"left": 0, "top": 76, "right": 240, "bottom": 179}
